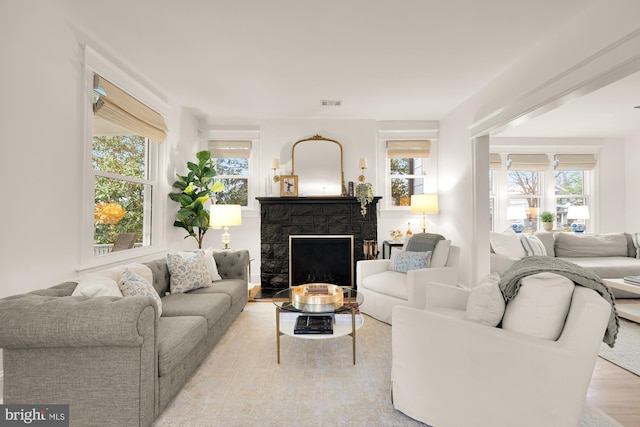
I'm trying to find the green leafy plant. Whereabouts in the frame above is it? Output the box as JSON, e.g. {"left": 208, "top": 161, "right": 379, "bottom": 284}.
{"left": 540, "top": 211, "right": 555, "bottom": 222}
{"left": 356, "top": 182, "right": 374, "bottom": 216}
{"left": 169, "top": 150, "right": 224, "bottom": 248}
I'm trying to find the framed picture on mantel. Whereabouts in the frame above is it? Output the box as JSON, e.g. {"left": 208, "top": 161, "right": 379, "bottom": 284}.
{"left": 280, "top": 175, "right": 298, "bottom": 197}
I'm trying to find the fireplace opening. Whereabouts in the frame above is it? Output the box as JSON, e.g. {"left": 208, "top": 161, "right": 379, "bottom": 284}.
{"left": 289, "top": 235, "right": 354, "bottom": 288}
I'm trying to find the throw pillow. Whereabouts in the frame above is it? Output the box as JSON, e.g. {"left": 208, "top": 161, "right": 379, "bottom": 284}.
{"left": 501, "top": 272, "right": 574, "bottom": 340}
{"left": 178, "top": 247, "right": 222, "bottom": 281}
{"left": 489, "top": 228, "right": 526, "bottom": 259}
{"left": 166, "top": 251, "right": 212, "bottom": 294}
{"left": 466, "top": 273, "right": 505, "bottom": 327}
{"left": 631, "top": 233, "right": 640, "bottom": 259}
{"left": 430, "top": 240, "right": 452, "bottom": 268}
{"left": 72, "top": 273, "right": 123, "bottom": 297}
{"left": 392, "top": 251, "right": 432, "bottom": 274}
{"left": 118, "top": 268, "right": 162, "bottom": 316}
{"left": 520, "top": 234, "right": 547, "bottom": 257}
{"left": 95, "top": 262, "right": 154, "bottom": 286}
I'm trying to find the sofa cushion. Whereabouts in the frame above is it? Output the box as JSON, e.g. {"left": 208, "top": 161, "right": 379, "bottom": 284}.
{"left": 520, "top": 234, "right": 547, "bottom": 257}
{"left": 161, "top": 293, "right": 231, "bottom": 328}
{"left": 560, "top": 256, "right": 640, "bottom": 279}
{"left": 166, "top": 251, "right": 212, "bottom": 294}
{"left": 554, "top": 233, "right": 628, "bottom": 258}
{"left": 144, "top": 259, "right": 171, "bottom": 297}
{"left": 72, "top": 274, "right": 122, "bottom": 297}
{"left": 157, "top": 316, "right": 207, "bottom": 376}
{"left": 629, "top": 232, "right": 640, "bottom": 259}
{"left": 466, "top": 273, "right": 505, "bottom": 327}
{"left": 361, "top": 271, "right": 408, "bottom": 300}
{"left": 490, "top": 228, "right": 526, "bottom": 259}
{"left": 501, "top": 272, "right": 574, "bottom": 340}
{"left": 118, "top": 268, "right": 162, "bottom": 316}
{"left": 430, "top": 240, "right": 451, "bottom": 268}
{"left": 188, "top": 279, "right": 247, "bottom": 306}
{"left": 393, "top": 251, "right": 432, "bottom": 273}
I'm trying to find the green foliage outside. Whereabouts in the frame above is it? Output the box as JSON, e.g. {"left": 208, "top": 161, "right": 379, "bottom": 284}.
{"left": 169, "top": 150, "right": 224, "bottom": 248}
{"left": 212, "top": 158, "right": 248, "bottom": 205}
{"left": 93, "top": 135, "right": 146, "bottom": 245}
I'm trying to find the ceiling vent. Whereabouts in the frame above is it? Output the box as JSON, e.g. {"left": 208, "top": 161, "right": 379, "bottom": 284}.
{"left": 320, "top": 100, "right": 342, "bottom": 107}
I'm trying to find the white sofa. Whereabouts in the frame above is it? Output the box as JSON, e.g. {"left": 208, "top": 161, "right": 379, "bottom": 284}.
{"left": 392, "top": 280, "right": 612, "bottom": 427}
{"left": 356, "top": 239, "right": 460, "bottom": 324}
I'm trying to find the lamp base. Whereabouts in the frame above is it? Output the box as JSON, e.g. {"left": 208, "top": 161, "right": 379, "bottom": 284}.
{"left": 221, "top": 226, "right": 231, "bottom": 249}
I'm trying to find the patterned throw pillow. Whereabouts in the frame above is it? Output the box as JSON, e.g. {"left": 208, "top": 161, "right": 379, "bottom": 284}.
{"left": 392, "top": 251, "right": 432, "bottom": 274}
{"left": 118, "top": 268, "right": 162, "bottom": 316}
{"left": 520, "top": 234, "right": 547, "bottom": 257}
{"left": 166, "top": 251, "right": 212, "bottom": 294}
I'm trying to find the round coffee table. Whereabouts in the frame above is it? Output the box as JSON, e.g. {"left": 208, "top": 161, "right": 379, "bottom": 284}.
{"left": 273, "top": 284, "right": 364, "bottom": 364}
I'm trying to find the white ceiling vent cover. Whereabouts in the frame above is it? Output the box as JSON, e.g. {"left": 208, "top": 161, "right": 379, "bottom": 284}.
{"left": 320, "top": 100, "right": 342, "bottom": 107}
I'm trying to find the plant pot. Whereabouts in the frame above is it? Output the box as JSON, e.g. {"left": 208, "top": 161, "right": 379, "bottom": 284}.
{"left": 542, "top": 222, "right": 553, "bottom": 232}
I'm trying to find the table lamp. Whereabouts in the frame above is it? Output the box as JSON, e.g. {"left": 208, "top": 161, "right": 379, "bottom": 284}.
{"left": 210, "top": 204, "right": 242, "bottom": 249}
{"left": 567, "top": 205, "right": 589, "bottom": 233}
{"left": 410, "top": 194, "right": 439, "bottom": 233}
{"left": 506, "top": 206, "right": 527, "bottom": 233}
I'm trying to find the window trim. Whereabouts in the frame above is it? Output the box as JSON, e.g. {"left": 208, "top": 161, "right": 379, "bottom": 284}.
{"left": 79, "top": 46, "right": 167, "bottom": 271}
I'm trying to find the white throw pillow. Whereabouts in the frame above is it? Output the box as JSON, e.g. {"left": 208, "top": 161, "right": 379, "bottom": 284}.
{"left": 178, "top": 247, "right": 222, "bottom": 281}
{"left": 95, "top": 262, "right": 154, "bottom": 286}
{"left": 501, "top": 272, "right": 574, "bottom": 340}
{"left": 520, "top": 234, "right": 547, "bottom": 257}
{"left": 166, "top": 251, "right": 212, "bottom": 294}
{"left": 466, "top": 273, "right": 505, "bottom": 327}
{"left": 72, "top": 273, "right": 123, "bottom": 297}
{"left": 118, "top": 268, "right": 162, "bottom": 316}
{"left": 490, "top": 228, "right": 526, "bottom": 259}
{"left": 430, "top": 240, "right": 452, "bottom": 268}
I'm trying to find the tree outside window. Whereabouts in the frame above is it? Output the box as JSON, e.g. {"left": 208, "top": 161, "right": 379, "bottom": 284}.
{"left": 508, "top": 171, "right": 541, "bottom": 230}
{"left": 390, "top": 158, "right": 425, "bottom": 206}
{"left": 213, "top": 157, "right": 249, "bottom": 206}
{"left": 555, "top": 170, "right": 586, "bottom": 229}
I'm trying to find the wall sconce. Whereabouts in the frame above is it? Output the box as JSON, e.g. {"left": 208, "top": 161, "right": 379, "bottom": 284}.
{"left": 410, "top": 194, "right": 439, "bottom": 233}
{"left": 271, "top": 158, "right": 280, "bottom": 182}
{"left": 210, "top": 204, "right": 242, "bottom": 249}
{"left": 567, "top": 205, "right": 589, "bottom": 233}
{"left": 358, "top": 158, "right": 368, "bottom": 182}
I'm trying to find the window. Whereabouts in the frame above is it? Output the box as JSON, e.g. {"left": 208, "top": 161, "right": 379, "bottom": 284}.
{"left": 507, "top": 170, "right": 541, "bottom": 231}
{"left": 387, "top": 140, "right": 430, "bottom": 207}
{"left": 91, "top": 73, "right": 164, "bottom": 257}
{"left": 209, "top": 140, "right": 251, "bottom": 206}
{"left": 555, "top": 170, "right": 587, "bottom": 228}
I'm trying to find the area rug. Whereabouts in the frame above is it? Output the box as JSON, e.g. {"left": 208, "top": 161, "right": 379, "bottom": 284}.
{"left": 599, "top": 318, "right": 640, "bottom": 376}
{"left": 152, "top": 302, "right": 621, "bottom": 427}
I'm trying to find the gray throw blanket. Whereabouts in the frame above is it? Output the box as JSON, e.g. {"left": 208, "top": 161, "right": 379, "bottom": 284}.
{"left": 405, "top": 233, "right": 444, "bottom": 254}
{"left": 499, "top": 256, "right": 618, "bottom": 347}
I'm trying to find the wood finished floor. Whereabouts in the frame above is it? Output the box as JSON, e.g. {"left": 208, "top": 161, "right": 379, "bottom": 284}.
{"left": 588, "top": 357, "right": 640, "bottom": 426}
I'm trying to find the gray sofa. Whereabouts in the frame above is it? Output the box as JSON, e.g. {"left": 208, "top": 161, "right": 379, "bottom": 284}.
{"left": 0, "top": 249, "right": 249, "bottom": 427}
{"left": 491, "top": 232, "right": 640, "bottom": 298}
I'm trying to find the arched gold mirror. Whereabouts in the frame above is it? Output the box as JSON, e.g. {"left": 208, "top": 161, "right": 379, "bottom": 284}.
{"left": 292, "top": 135, "right": 346, "bottom": 197}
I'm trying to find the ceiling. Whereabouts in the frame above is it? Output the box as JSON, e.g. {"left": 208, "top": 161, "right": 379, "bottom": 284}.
{"left": 53, "top": 0, "right": 637, "bottom": 136}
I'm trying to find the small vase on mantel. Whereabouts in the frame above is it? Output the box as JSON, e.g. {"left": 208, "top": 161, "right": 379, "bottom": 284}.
{"left": 406, "top": 222, "right": 413, "bottom": 238}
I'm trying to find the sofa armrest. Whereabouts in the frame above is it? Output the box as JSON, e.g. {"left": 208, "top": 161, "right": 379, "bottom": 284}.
{"left": 405, "top": 266, "right": 459, "bottom": 309}
{"left": 356, "top": 259, "right": 391, "bottom": 286}
{"left": 0, "top": 293, "right": 157, "bottom": 349}
{"left": 424, "top": 282, "right": 471, "bottom": 310}
{"left": 213, "top": 249, "right": 250, "bottom": 281}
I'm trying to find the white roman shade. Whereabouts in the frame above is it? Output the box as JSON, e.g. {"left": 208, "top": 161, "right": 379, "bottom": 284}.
{"left": 490, "top": 153, "right": 502, "bottom": 170}
{"left": 387, "top": 140, "right": 431, "bottom": 158}
{"left": 554, "top": 154, "right": 597, "bottom": 170}
{"left": 93, "top": 74, "right": 167, "bottom": 142}
{"left": 507, "top": 154, "right": 550, "bottom": 171}
{"left": 208, "top": 140, "right": 252, "bottom": 158}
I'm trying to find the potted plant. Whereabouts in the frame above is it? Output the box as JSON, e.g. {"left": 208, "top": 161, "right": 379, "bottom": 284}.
{"left": 169, "top": 150, "right": 224, "bottom": 248}
{"left": 540, "top": 211, "right": 555, "bottom": 232}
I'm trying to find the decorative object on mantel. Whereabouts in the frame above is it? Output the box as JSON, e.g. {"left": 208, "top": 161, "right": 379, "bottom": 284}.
{"left": 358, "top": 157, "right": 368, "bottom": 182}
{"left": 410, "top": 194, "right": 439, "bottom": 233}
{"left": 210, "top": 204, "right": 242, "bottom": 249}
{"left": 169, "top": 150, "right": 224, "bottom": 248}
{"left": 280, "top": 175, "right": 298, "bottom": 197}
{"left": 540, "top": 211, "right": 555, "bottom": 232}
{"left": 292, "top": 134, "right": 346, "bottom": 196}
{"left": 356, "top": 182, "right": 374, "bottom": 216}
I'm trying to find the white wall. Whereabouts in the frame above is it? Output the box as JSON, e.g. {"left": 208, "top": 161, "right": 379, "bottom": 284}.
{"left": 625, "top": 133, "right": 640, "bottom": 231}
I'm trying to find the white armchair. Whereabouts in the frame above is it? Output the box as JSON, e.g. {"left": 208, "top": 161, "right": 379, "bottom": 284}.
{"left": 391, "top": 282, "right": 611, "bottom": 427}
{"left": 356, "top": 243, "right": 460, "bottom": 324}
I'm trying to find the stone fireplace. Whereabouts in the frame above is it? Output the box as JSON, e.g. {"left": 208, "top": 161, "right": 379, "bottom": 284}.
{"left": 258, "top": 196, "right": 380, "bottom": 294}
{"left": 289, "top": 235, "right": 354, "bottom": 287}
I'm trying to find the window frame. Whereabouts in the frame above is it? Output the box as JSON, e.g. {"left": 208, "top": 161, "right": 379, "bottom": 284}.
{"left": 79, "top": 46, "right": 166, "bottom": 270}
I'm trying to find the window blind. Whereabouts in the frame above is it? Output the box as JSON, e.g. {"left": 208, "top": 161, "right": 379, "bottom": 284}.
{"left": 208, "top": 140, "right": 252, "bottom": 158}
{"left": 489, "top": 153, "right": 502, "bottom": 170}
{"left": 554, "top": 154, "right": 597, "bottom": 170}
{"left": 507, "top": 154, "right": 550, "bottom": 171}
{"left": 387, "top": 140, "right": 431, "bottom": 158}
{"left": 93, "top": 74, "right": 167, "bottom": 142}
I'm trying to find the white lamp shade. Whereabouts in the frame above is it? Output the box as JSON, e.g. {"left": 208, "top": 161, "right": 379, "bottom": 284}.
{"left": 506, "top": 206, "right": 527, "bottom": 220}
{"left": 410, "top": 194, "right": 439, "bottom": 214}
{"left": 271, "top": 158, "right": 279, "bottom": 169}
{"left": 210, "top": 204, "right": 242, "bottom": 228}
{"left": 359, "top": 157, "right": 368, "bottom": 169}
{"left": 567, "top": 205, "right": 590, "bottom": 220}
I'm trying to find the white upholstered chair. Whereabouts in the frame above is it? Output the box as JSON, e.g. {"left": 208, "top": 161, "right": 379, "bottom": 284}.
{"left": 391, "top": 281, "right": 612, "bottom": 427}
{"left": 356, "top": 239, "right": 460, "bottom": 324}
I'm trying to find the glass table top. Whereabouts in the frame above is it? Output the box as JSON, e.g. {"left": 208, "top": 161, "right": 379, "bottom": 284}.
{"left": 272, "top": 283, "right": 363, "bottom": 314}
